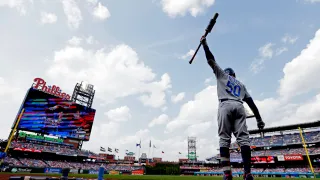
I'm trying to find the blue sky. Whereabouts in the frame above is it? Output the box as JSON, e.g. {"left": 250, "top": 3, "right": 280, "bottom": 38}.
{"left": 0, "top": 0, "right": 320, "bottom": 161}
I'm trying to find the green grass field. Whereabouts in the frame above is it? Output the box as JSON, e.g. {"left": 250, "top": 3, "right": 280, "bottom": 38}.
{"left": 0, "top": 173, "right": 290, "bottom": 180}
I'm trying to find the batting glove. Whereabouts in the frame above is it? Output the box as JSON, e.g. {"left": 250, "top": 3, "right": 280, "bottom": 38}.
{"left": 257, "top": 120, "right": 265, "bottom": 130}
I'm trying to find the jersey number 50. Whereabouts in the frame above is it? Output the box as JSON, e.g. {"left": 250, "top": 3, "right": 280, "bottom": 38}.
{"left": 226, "top": 80, "right": 241, "bottom": 97}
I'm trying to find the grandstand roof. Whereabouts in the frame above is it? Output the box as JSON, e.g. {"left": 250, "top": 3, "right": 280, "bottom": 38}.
{"left": 248, "top": 120, "right": 320, "bottom": 134}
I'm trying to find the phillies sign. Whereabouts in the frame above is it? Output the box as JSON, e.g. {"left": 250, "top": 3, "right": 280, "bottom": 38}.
{"left": 33, "top": 78, "right": 71, "bottom": 100}
{"left": 284, "top": 155, "right": 303, "bottom": 161}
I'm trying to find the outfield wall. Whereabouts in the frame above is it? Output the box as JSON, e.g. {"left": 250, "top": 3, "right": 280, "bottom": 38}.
{"left": 3, "top": 166, "right": 144, "bottom": 176}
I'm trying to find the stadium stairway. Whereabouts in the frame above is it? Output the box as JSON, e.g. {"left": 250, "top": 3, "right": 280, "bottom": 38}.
{"left": 43, "top": 160, "right": 50, "bottom": 167}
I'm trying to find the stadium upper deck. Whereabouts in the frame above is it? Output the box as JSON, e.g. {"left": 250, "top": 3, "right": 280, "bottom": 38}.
{"left": 203, "top": 120, "right": 320, "bottom": 174}
{"left": 229, "top": 130, "right": 320, "bottom": 148}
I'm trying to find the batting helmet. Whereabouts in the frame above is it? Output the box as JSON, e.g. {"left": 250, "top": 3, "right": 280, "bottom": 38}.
{"left": 224, "top": 68, "right": 236, "bottom": 77}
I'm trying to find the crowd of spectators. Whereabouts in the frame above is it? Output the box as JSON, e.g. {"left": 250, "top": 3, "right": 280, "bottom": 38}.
{"left": 10, "top": 141, "right": 99, "bottom": 157}
{"left": 263, "top": 168, "right": 286, "bottom": 173}
{"left": 19, "top": 158, "right": 47, "bottom": 167}
{"left": 181, "top": 165, "right": 317, "bottom": 173}
{"left": 3, "top": 157, "right": 22, "bottom": 166}
{"left": 4, "top": 157, "right": 142, "bottom": 171}
{"left": 5, "top": 132, "right": 320, "bottom": 174}
{"left": 231, "top": 131, "right": 320, "bottom": 148}
{"left": 232, "top": 168, "right": 264, "bottom": 173}
{"left": 229, "top": 148, "right": 320, "bottom": 158}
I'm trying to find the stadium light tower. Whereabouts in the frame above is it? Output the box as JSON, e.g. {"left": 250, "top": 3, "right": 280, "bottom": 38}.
{"left": 187, "top": 137, "right": 197, "bottom": 162}
{"left": 71, "top": 81, "right": 95, "bottom": 108}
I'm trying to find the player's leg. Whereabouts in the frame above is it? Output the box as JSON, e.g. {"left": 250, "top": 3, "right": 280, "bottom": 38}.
{"left": 233, "top": 103, "right": 253, "bottom": 180}
{"left": 217, "top": 102, "right": 233, "bottom": 178}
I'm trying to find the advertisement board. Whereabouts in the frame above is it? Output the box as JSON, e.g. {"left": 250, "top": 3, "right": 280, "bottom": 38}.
{"left": 284, "top": 155, "right": 303, "bottom": 161}
{"left": 131, "top": 169, "right": 144, "bottom": 175}
{"left": 13, "top": 148, "right": 41, "bottom": 153}
{"left": 11, "top": 167, "right": 32, "bottom": 173}
{"left": 230, "top": 157, "right": 243, "bottom": 163}
{"left": 109, "top": 170, "right": 119, "bottom": 175}
{"left": 277, "top": 155, "right": 303, "bottom": 161}
{"left": 19, "top": 132, "right": 64, "bottom": 144}
{"left": 124, "top": 156, "right": 135, "bottom": 161}
{"left": 17, "top": 88, "right": 96, "bottom": 141}
{"left": 69, "top": 169, "right": 78, "bottom": 174}
{"left": 89, "top": 170, "right": 99, "bottom": 174}
{"left": 277, "top": 155, "right": 285, "bottom": 161}
{"left": 251, "top": 156, "right": 274, "bottom": 163}
{"left": 44, "top": 168, "right": 62, "bottom": 174}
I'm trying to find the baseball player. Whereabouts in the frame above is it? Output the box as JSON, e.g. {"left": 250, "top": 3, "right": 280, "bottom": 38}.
{"left": 200, "top": 36, "right": 265, "bottom": 180}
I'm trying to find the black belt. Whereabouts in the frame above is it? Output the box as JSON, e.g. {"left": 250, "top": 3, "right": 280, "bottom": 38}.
{"left": 219, "top": 99, "right": 243, "bottom": 104}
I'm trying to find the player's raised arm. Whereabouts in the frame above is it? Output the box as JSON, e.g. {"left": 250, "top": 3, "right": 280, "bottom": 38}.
{"left": 201, "top": 37, "right": 225, "bottom": 78}
{"left": 242, "top": 89, "right": 265, "bottom": 130}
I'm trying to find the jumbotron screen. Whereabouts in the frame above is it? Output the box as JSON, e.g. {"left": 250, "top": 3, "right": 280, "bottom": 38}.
{"left": 17, "top": 88, "right": 96, "bottom": 141}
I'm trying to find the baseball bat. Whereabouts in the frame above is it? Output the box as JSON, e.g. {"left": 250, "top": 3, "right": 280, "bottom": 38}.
{"left": 246, "top": 115, "right": 255, "bottom": 119}
{"left": 189, "top": 13, "right": 219, "bottom": 64}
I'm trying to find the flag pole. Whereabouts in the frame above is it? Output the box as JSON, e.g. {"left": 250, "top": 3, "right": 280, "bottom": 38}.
{"left": 148, "top": 140, "right": 151, "bottom": 160}
{"left": 135, "top": 146, "right": 137, "bottom": 160}
{"left": 138, "top": 139, "right": 141, "bottom": 162}
{"left": 152, "top": 146, "right": 154, "bottom": 158}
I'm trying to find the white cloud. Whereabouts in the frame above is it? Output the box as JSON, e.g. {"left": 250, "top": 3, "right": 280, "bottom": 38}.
{"left": 250, "top": 58, "right": 265, "bottom": 74}
{"left": 0, "top": 0, "right": 32, "bottom": 15}
{"left": 180, "top": 49, "right": 195, "bottom": 60}
{"left": 171, "top": 92, "right": 185, "bottom": 103}
{"left": 161, "top": 106, "right": 168, "bottom": 112}
{"left": 148, "top": 114, "right": 170, "bottom": 127}
{"left": 61, "top": 0, "right": 82, "bottom": 29}
{"left": 46, "top": 40, "right": 171, "bottom": 108}
{"left": 243, "top": 103, "right": 254, "bottom": 117}
{"left": 92, "top": 2, "right": 110, "bottom": 20}
{"left": 250, "top": 43, "right": 274, "bottom": 73}
{"left": 86, "top": 0, "right": 98, "bottom": 5}
{"left": 40, "top": 12, "right": 57, "bottom": 24}
{"left": 105, "top": 106, "right": 132, "bottom": 122}
{"left": 166, "top": 85, "right": 219, "bottom": 132}
{"left": 161, "top": 0, "right": 215, "bottom": 17}
{"left": 86, "top": 35, "right": 98, "bottom": 44}
{"left": 100, "top": 121, "right": 120, "bottom": 137}
{"left": 204, "top": 77, "right": 213, "bottom": 86}
{"left": 250, "top": 34, "right": 299, "bottom": 73}
{"left": 67, "top": 36, "right": 98, "bottom": 46}
{"left": 138, "top": 73, "right": 171, "bottom": 108}
{"left": 275, "top": 93, "right": 320, "bottom": 126}
{"left": 185, "top": 121, "right": 212, "bottom": 136}
{"left": 0, "top": 77, "right": 23, "bottom": 102}
{"left": 67, "top": 36, "right": 82, "bottom": 46}
{"left": 0, "top": 77, "right": 29, "bottom": 139}
{"left": 279, "top": 29, "right": 320, "bottom": 99}
{"left": 258, "top": 43, "right": 274, "bottom": 59}
{"left": 282, "top": 34, "right": 299, "bottom": 44}
{"left": 275, "top": 47, "right": 288, "bottom": 56}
